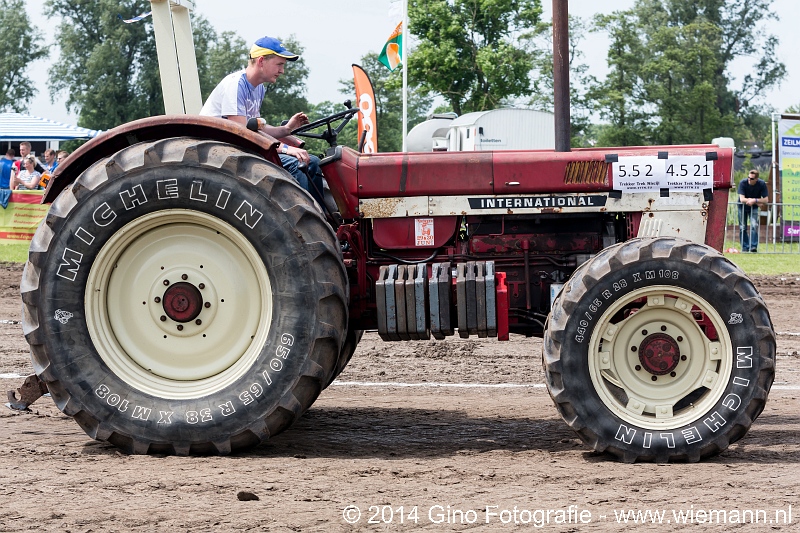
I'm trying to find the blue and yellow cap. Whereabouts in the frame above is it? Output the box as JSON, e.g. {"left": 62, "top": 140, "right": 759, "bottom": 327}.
{"left": 249, "top": 36, "right": 299, "bottom": 61}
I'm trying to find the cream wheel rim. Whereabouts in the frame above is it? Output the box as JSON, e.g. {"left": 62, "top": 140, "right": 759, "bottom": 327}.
{"left": 85, "top": 209, "right": 272, "bottom": 399}
{"left": 588, "top": 285, "right": 732, "bottom": 430}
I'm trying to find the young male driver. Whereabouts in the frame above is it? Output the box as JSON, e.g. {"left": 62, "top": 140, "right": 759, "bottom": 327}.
{"left": 200, "top": 36, "right": 325, "bottom": 205}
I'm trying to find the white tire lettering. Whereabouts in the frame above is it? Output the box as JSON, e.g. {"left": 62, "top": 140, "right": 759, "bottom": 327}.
{"left": 56, "top": 248, "right": 83, "bottom": 282}
{"left": 732, "top": 377, "right": 750, "bottom": 387}
{"left": 190, "top": 180, "right": 208, "bottom": 202}
{"left": 92, "top": 202, "right": 117, "bottom": 227}
{"left": 681, "top": 426, "right": 702, "bottom": 444}
{"left": 75, "top": 227, "right": 95, "bottom": 245}
{"left": 156, "top": 179, "right": 179, "bottom": 200}
{"left": 722, "top": 393, "right": 742, "bottom": 411}
{"left": 615, "top": 424, "right": 636, "bottom": 445}
{"left": 119, "top": 184, "right": 148, "bottom": 210}
{"left": 736, "top": 347, "right": 753, "bottom": 368}
{"left": 234, "top": 200, "right": 263, "bottom": 229}
{"left": 215, "top": 189, "right": 231, "bottom": 209}
{"left": 131, "top": 406, "right": 152, "bottom": 421}
{"left": 219, "top": 401, "right": 235, "bottom": 417}
{"left": 703, "top": 411, "right": 726, "bottom": 432}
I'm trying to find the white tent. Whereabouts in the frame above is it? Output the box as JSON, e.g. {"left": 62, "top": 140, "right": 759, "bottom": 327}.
{"left": 0, "top": 112, "right": 101, "bottom": 141}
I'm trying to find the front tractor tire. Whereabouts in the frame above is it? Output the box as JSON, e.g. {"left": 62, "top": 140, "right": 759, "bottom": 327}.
{"left": 20, "top": 137, "right": 348, "bottom": 455}
{"left": 544, "top": 238, "right": 775, "bottom": 462}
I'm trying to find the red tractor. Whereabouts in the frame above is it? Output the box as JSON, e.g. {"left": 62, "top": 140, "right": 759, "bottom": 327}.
{"left": 13, "top": 105, "right": 775, "bottom": 462}
{"left": 11, "top": 3, "right": 774, "bottom": 463}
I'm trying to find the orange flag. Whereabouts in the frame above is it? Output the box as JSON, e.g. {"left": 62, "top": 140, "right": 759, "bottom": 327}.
{"left": 352, "top": 64, "right": 378, "bottom": 153}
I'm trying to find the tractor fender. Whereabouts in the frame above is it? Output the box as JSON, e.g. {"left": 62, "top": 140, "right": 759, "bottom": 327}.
{"left": 43, "top": 115, "right": 283, "bottom": 204}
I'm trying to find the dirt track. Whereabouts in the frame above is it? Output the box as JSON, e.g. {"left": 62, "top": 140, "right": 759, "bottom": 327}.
{"left": 1, "top": 264, "right": 798, "bottom": 532}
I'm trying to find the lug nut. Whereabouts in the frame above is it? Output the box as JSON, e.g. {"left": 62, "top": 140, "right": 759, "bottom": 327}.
{"left": 677, "top": 336, "right": 683, "bottom": 342}
{"left": 163, "top": 280, "right": 170, "bottom": 286}
{"left": 182, "top": 274, "right": 188, "bottom": 280}
{"left": 651, "top": 376, "right": 658, "bottom": 381}
{"left": 160, "top": 315, "right": 167, "bottom": 322}
{"left": 631, "top": 346, "right": 637, "bottom": 352}
{"left": 635, "top": 365, "right": 642, "bottom": 371}
{"left": 642, "top": 330, "right": 648, "bottom": 336}
{"left": 177, "top": 325, "right": 184, "bottom": 331}
{"left": 670, "top": 372, "right": 677, "bottom": 377}
{"left": 154, "top": 296, "right": 161, "bottom": 304}
{"left": 204, "top": 302, "right": 211, "bottom": 308}
{"left": 681, "top": 355, "right": 687, "bottom": 361}
{"left": 199, "top": 283, "right": 205, "bottom": 290}
{"left": 195, "top": 319, "right": 202, "bottom": 325}
{"left": 661, "top": 325, "right": 667, "bottom": 331}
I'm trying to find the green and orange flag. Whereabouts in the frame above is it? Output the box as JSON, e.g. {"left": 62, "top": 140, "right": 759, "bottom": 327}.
{"left": 378, "top": 22, "right": 403, "bottom": 71}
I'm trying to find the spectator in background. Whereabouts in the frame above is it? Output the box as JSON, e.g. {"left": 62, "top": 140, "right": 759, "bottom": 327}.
{"left": 14, "top": 142, "right": 45, "bottom": 175}
{"left": 1, "top": 149, "right": 15, "bottom": 189}
{"left": 738, "top": 169, "right": 769, "bottom": 253}
{"left": 43, "top": 149, "right": 58, "bottom": 174}
{"left": 10, "top": 155, "right": 42, "bottom": 190}
{"left": 56, "top": 150, "right": 69, "bottom": 165}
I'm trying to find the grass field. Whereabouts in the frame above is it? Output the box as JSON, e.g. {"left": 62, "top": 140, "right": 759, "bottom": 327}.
{"left": 0, "top": 244, "right": 29, "bottom": 264}
{"left": 3, "top": 240, "right": 797, "bottom": 276}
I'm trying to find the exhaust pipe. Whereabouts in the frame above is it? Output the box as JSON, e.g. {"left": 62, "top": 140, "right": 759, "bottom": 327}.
{"left": 553, "top": 0, "right": 571, "bottom": 152}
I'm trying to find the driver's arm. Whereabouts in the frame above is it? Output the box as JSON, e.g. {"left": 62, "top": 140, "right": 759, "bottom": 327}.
{"left": 226, "top": 115, "right": 298, "bottom": 139}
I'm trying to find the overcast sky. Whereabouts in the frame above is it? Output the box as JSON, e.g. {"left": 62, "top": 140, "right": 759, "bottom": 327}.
{"left": 23, "top": 0, "right": 799, "bottom": 127}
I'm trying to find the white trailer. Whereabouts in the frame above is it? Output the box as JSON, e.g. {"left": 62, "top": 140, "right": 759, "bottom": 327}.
{"left": 446, "top": 108, "right": 555, "bottom": 151}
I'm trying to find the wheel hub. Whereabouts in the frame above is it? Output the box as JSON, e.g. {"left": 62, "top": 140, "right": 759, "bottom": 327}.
{"left": 86, "top": 211, "right": 272, "bottom": 396}
{"left": 638, "top": 333, "right": 680, "bottom": 375}
{"left": 162, "top": 282, "right": 203, "bottom": 323}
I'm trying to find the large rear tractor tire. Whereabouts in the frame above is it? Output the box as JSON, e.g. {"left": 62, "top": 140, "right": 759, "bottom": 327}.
{"left": 325, "top": 328, "right": 363, "bottom": 388}
{"left": 544, "top": 238, "right": 775, "bottom": 462}
{"left": 20, "top": 138, "right": 348, "bottom": 455}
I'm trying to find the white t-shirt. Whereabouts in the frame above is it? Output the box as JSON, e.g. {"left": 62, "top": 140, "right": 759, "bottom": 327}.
{"left": 199, "top": 69, "right": 266, "bottom": 120}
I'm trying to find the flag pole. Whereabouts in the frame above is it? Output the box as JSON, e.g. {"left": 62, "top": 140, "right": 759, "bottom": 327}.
{"left": 402, "top": 0, "right": 409, "bottom": 152}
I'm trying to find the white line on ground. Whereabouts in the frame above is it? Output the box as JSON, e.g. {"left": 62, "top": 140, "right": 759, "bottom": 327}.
{"left": 332, "top": 381, "right": 800, "bottom": 390}
{"left": 2, "top": 374, "right": 799, "bottom": 391}
{"left": 333, "top": 381, "right": 546, "bottom": 388}
{"left": 0, "top": 320, "right": 20, "bottom": 325}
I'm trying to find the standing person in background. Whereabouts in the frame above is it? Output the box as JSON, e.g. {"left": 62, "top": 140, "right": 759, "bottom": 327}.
{"left": 10, "top": 156, "right": 42, "bottom": 190}
{"left": 56, "top": 151, "right": 70, "bottom": 165}
{"left": 43, "top": 149, "right": 58, "bottom": 174}
{"left": 737, "top": 169, "right": 769, "bottom": 253}
{"left": 14, "top": 142, "right": 45, "bottom": 175}
{"left": 1, "top": 149, "right": 16, "bottom": 189}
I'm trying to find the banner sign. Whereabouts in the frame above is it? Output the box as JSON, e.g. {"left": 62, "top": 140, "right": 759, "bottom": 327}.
{"left": 0, "top": 190, "right": 47, "bottom": 244}
{"left": 352, "top": 64, "right": 378, "bottom": 154}
{"left": 778, "top": 117, "right": 800, "bottom": 209}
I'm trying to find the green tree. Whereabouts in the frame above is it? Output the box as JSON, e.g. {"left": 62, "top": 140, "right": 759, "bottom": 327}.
{"left": 45, "top": 0, "right": 162, "bottom": 129}
{"left": 339, "top": 53, "right": 433, "bottom": 153}
{"left": 589, "top": 9, "right": 651, "bottom": 147}
{"left": 0, "top": 0, "right": 48, "bottom": 112}
{"left": 46, "top": 1, "right": 251, "bottom": 130}
{"left": 408, "top": 0, "right": 542, "bottom": 115}
{"left": 591, "top": 0, "right": 786, "bottom": 146}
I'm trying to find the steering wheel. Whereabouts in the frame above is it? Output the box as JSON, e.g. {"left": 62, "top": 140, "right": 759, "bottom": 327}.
{"left": 290, "top": 101, "right": 361, "bottom": 148}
